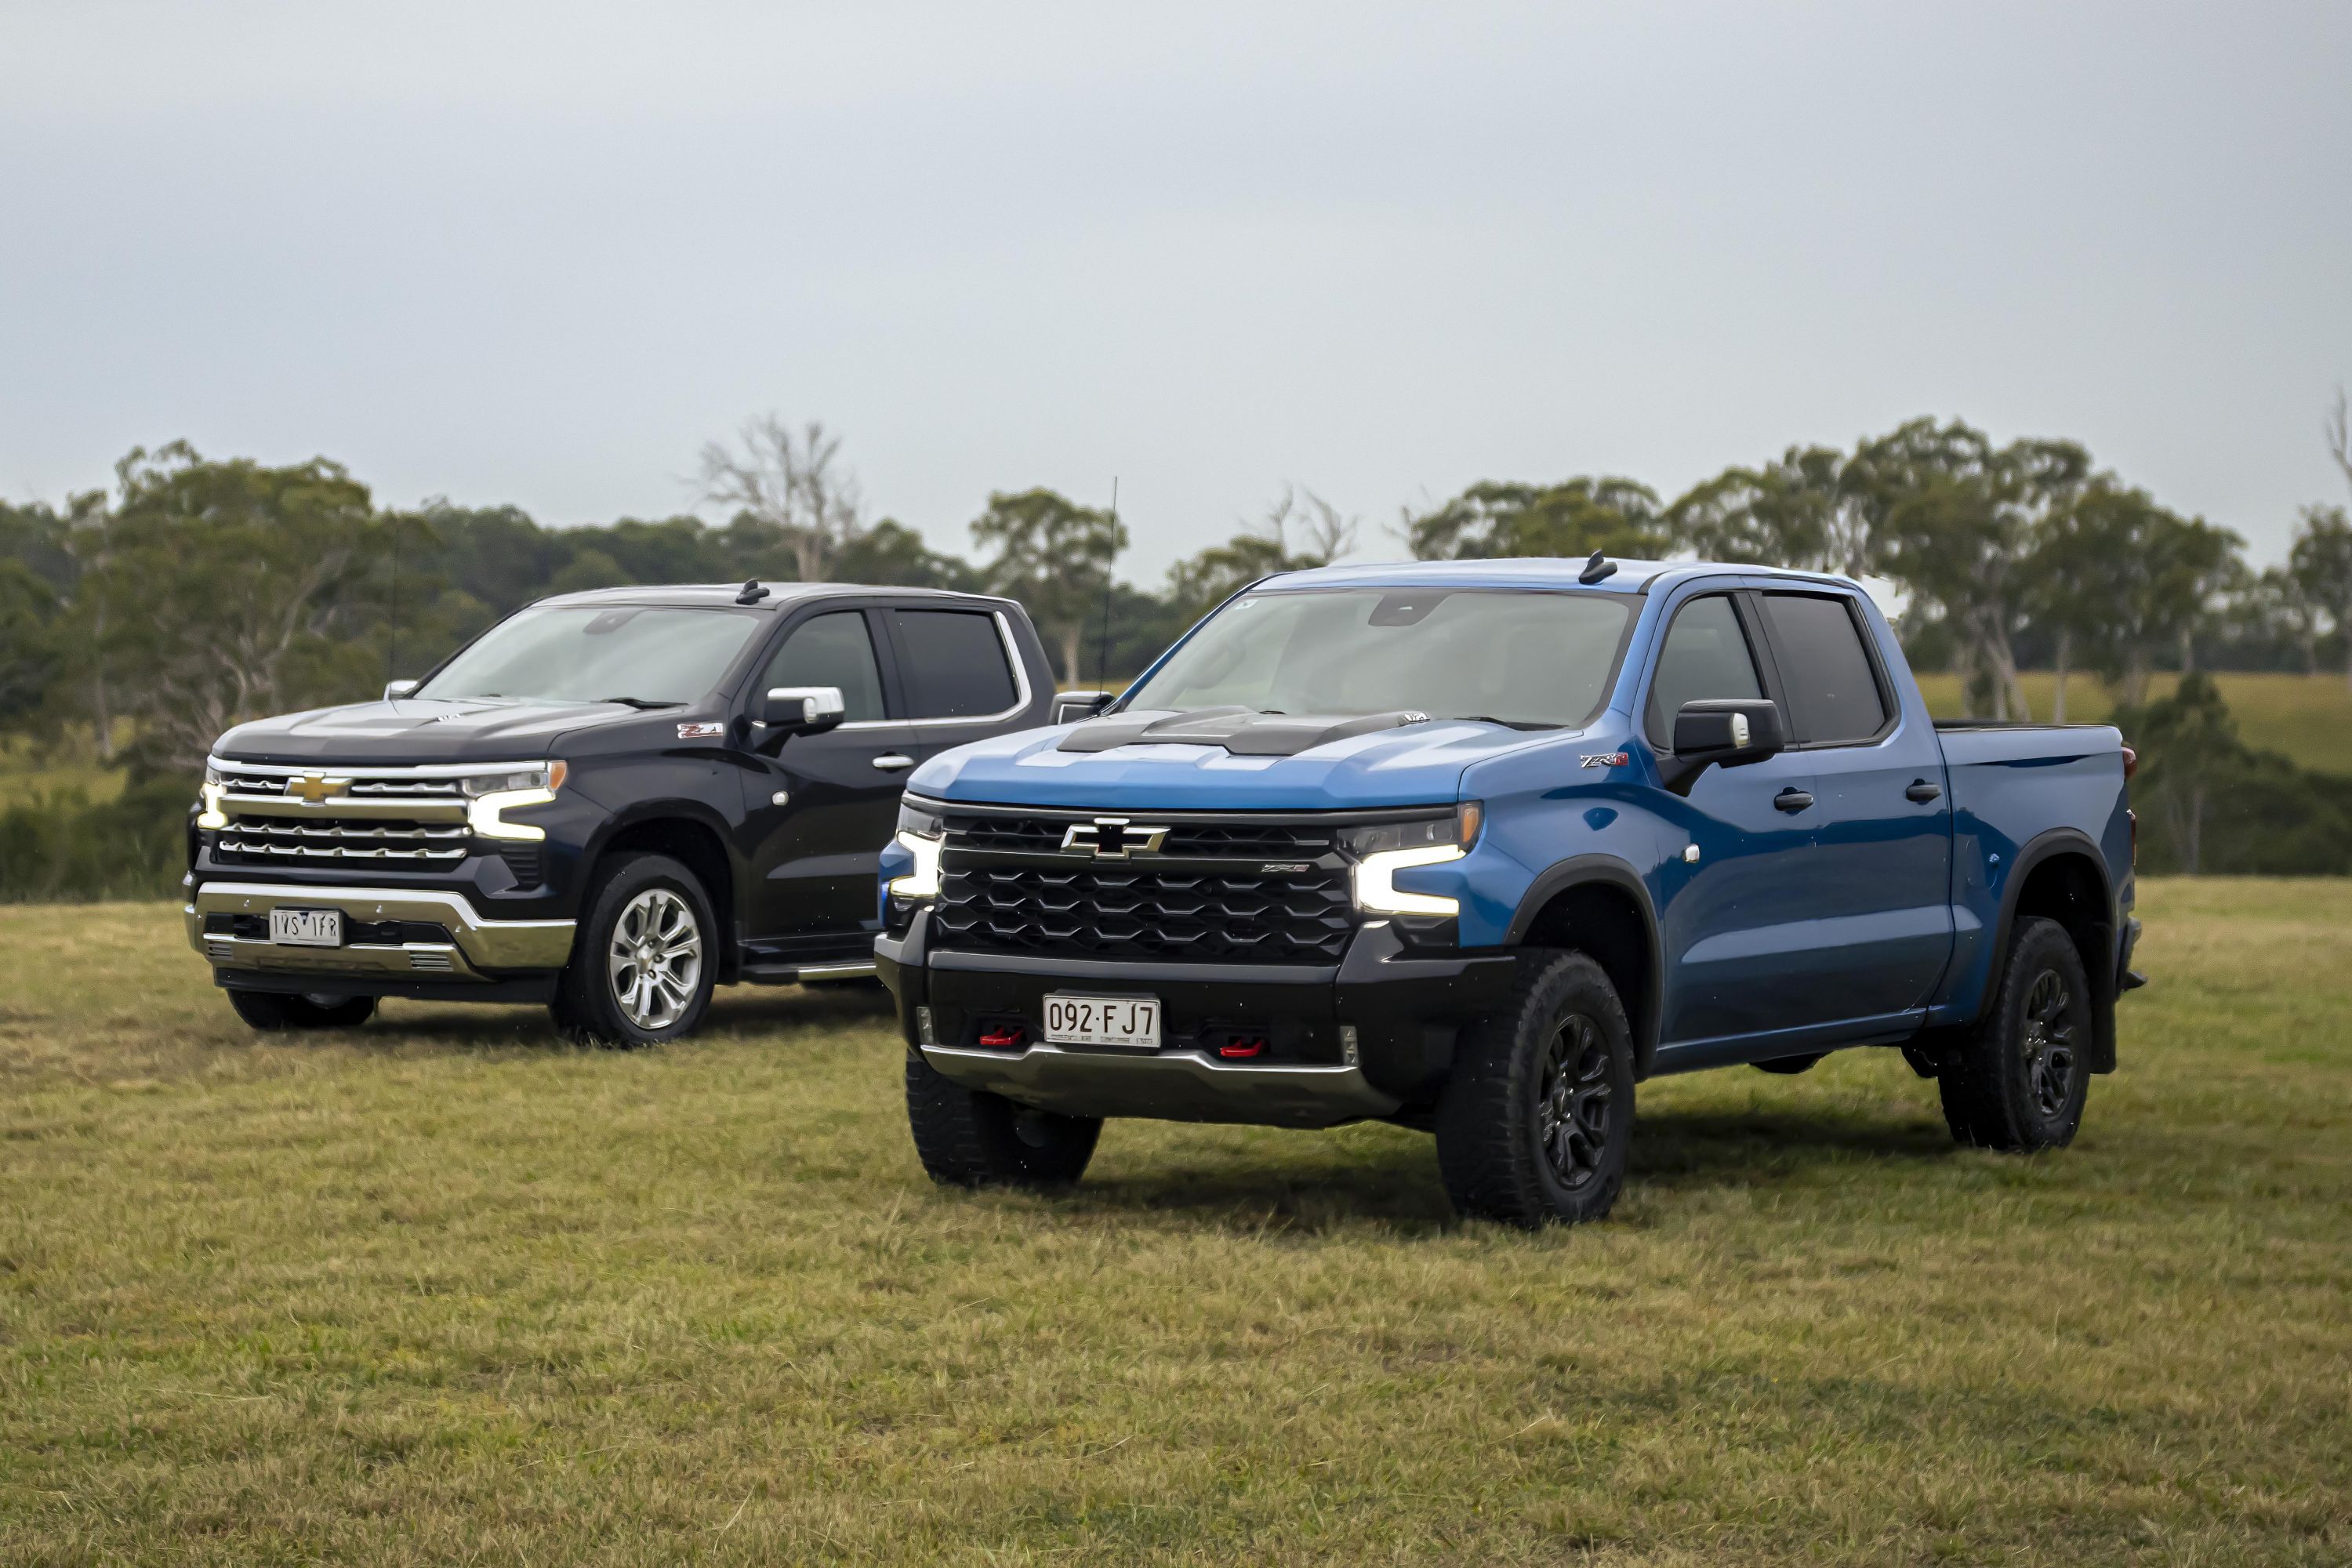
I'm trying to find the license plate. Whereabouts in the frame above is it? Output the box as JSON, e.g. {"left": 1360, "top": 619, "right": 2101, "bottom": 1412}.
{"left": 1043, "top": 993, "right": 1160, "bottom": 1050}
{"left": 268, "top": 908, "right": 344, "bottom": 947}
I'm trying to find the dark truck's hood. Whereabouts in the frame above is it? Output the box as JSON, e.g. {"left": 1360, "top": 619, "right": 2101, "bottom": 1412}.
{"left": 909, "top": 706, "right": 1563, "bottom": 811}
{"left": 212, "top": 698, "right": 669, "bottom": 764}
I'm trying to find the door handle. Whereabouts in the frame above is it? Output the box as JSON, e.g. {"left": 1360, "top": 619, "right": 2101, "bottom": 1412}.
{"left": 1905, "top": 779, "right": 1943, "bottom": 803}
{"left": 1773, "top": 788, "right": 1814, "bottom": 813}
{"left": 871, "top": 753, "right": 916, "bottom": 772}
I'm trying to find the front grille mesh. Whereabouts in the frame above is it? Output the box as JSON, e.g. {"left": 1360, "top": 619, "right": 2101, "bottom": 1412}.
{"left": 933, "top": 808, "right": 1360, "bottom": 964}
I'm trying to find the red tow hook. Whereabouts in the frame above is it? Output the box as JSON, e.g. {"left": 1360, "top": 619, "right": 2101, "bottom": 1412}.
{"left": 978, "top": 1025, "right": 1027, "bottom": 1050}
{"left": 1218, "top": 1036, "right": 1269, "bottom": 1060}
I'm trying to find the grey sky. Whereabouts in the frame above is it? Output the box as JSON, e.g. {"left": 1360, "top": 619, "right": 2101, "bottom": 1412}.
{"left": 3, "top": 1, "right": 2347, "bottom": 584}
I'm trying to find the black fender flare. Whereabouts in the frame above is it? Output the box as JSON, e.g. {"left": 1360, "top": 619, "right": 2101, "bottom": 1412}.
{"left": 1504, "top": 854, "right": 1665, "bottom": 1077}
{"left": 1985, "top": 826, "right": 2118, "bottom": 1073}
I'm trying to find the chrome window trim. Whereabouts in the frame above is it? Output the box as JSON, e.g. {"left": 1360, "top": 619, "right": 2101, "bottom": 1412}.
{"left": 837, "top": 608, "right": 1034, "bottom": 730}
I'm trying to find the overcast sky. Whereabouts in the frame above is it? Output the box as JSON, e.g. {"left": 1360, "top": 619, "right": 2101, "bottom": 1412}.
{"left": 3, "top": 1, "right": 2347, "bottom": 583}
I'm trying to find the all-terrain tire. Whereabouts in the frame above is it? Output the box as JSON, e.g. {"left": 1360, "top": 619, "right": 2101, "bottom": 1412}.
{"left": 548, "top": 852, "right": 718, "bottom": 1047}
{"left": 905, "top": 1050, "right": 1101, "bottom": 1189}
{"left": 227, "top": 989, "right": 377, "bottom": 1031}
{"left": 1938, "top": 915, "right": 2092, "bottom": 1151}
{"left": 1435, "top": 949, "right": 1635, "bottom": 1229}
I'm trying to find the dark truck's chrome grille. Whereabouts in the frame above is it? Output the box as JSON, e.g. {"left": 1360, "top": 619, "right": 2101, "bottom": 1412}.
{"left": 933, "top": 807, "right": 1359, "bottom": 964}
{"left": 214, "top": 817, "right": 470, "bottom": 863}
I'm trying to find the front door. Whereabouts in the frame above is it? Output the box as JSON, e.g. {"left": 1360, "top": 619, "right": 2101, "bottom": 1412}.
{"left": 737, "top": 608, "right": 910, "bottom": 947}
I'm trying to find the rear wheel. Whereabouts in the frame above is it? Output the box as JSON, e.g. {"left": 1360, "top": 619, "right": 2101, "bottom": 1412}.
{"left": 550, "top": 853, "right": 717, "bottom": 1046}
{"left": 1435, "top": 949, "right": 1635, "bottom": 1229}
{"left": 905, "top": 1050, "right": 1101, "bottom": 1189}
{"left": 226, "top": 989, "right": 377, "bottom": 1031}
{"left": 1938, "top": 916, "right": 2092, "bottom": 1150}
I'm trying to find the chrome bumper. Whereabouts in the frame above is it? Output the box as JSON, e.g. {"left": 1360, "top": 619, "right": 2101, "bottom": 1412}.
{"left": 187, "top": 880, "right": 577, "bottom": 983}
{"left": 919, "top": 1041, "right": 1401, "bottom": 1128}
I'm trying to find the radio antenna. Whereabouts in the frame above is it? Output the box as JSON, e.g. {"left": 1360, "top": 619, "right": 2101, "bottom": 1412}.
{"left": 386, "top": 511, "right": 400, "bottom": 687}
{"left": 1096, "top": 477, "right": 1118, "bottom": 693}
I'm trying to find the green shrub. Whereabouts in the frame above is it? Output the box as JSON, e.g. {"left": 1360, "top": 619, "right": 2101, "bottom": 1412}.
{"left": 0, "top": 776, "right": 193, "bottom": 902}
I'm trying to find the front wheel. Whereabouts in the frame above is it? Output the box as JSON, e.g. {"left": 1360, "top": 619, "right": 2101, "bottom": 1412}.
{"left": 550, "top": 853, "right": 717, "bottom": 1047}
{"left": 905, "top": 1050, "right": 1101, "bottom": 1189}
{"left": 1436, "top": 949, "right": 1635, "bottom": 1229}
{"left": 227, "top": 989, "right": 377, "bottom": 1031}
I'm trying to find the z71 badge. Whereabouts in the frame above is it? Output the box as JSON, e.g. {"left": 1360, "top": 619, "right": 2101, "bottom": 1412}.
{"left": 1580, "top": 751, "right": 1631, "bottom": 768}
{"left": 677, "top": 721, "right": 727, "bottom": 740}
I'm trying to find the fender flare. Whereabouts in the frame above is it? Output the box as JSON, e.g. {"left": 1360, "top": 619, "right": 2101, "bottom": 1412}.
{"left": 1504, "top": 854, "right": 1665, "bottom": 1077}
{"left": 1985, "top": 826, "right": 2118, "bottom": 1072}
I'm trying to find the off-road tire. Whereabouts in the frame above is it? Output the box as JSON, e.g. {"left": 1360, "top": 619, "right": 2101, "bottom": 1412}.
{"left": 905, "top": 1049, "right": 1101, "bottom": 1189}
{"left": 549, "top": 853, "right": 718, "bottom": 1047}
{"left": 226, "top": 989, "right": 377, "bottom": 1031}
{"left": 1938, "top": 916, "right": 2092, "bottom": 1151}
{"left": 1435, "top": 949, "right": 1635, "bottom": 1228}
{"left": 1753, "top": 1052, "right": 1827, "bottom": 1075}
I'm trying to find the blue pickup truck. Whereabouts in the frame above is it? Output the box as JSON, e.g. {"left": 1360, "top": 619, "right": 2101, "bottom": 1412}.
{"left": 874, "top": 557, "right": 2142, "bottom": 1227}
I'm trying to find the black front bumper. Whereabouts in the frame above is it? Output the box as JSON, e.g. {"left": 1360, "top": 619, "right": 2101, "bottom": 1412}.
{"left": 875, "top": 909, "right": 1518, "bottom": 1126}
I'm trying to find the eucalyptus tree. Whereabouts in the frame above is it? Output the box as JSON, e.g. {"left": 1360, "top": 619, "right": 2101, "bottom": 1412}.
{"left": 971, "top": 488, "right": 1127, "bottom": 683}
{"left": 1166, "top": 486, "right": 1357, "bottom": 621}
{"left": 1665, "top": 445, "right": 1876, "bottom": 576}
{"left": 1404, "top": 477, "right": 1664, "bottom": 562}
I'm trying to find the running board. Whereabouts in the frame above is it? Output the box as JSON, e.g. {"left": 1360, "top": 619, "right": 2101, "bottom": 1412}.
{"left": 739, "top": 959, "right": 878, "bottom": 985}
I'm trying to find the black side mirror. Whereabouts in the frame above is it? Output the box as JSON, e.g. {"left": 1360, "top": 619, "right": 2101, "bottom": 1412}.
{"left": 1659, "top": 699, "right": 1786, "bottom": 796}
{"left": 1053, "top": 690, "right": 1116, "bottom": 724}
{"left": 383, "top": 679, "right": 419, "bottom": 700}
{"left": 756, "top": 685, "right": 848, "bottom": 747}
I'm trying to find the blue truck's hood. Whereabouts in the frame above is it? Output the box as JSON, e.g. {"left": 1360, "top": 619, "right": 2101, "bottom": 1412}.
{"left": 909, "top": 714, "right": 1567, "bottom": 811}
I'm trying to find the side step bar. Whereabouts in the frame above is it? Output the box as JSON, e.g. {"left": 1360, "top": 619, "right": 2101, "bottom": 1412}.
{"left": 739, "top": 959, "right": 878, "bottom": 985}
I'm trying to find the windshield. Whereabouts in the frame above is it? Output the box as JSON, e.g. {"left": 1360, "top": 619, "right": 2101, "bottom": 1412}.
{"left": 1123, "top": 588, "right": 1633, "bottom": 728}
{"left": 416, "top": 604, "right": 765, "bottom": 706}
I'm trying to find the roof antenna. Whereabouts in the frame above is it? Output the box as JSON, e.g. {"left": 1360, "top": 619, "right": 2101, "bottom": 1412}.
{"left": 735, "top": 579, "right": 770, "bottom": 604}
{"left": 1094, "top": 477, "right": 1118, "bottom": 693}
{"left": 1578, "top": 550, "right": 1617, "bottom": 585}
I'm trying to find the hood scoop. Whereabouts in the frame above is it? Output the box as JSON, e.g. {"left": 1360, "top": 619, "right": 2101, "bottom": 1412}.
{"left": 1057, "top": 706, "right": 1432, "bottom": 758}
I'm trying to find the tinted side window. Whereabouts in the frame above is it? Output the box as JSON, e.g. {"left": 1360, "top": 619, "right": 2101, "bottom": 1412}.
{"left": 1762, "top": 592, "right": 1887, "bottom": 745}
{"left": 893, "top": 610, "right": 1018, "bottom": 719}
{"left": 762, "top": 612, "right": 887, "bottom": 722}
{"left": 1647, "top": 595, "right": 1764, "bottom": 748}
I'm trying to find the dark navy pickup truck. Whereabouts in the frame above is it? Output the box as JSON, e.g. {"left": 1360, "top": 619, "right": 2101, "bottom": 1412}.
{"left": 877, "top": 557, "right": 2143, "bottom": 1227}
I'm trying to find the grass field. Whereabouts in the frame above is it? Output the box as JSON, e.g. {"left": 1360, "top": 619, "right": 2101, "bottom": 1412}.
{"left": 2, "top": 883, "right": 2347, "bottom": 1564}
{"left": 1912, "top": 670, "right": 2352, "bottom": 775}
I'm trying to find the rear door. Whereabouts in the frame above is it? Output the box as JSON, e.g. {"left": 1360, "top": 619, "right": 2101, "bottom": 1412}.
{"left": 877, "top": 605, "right": 1036, "bottom": 775}
{"left": 738, "top": 606, "right": 911, "bottom": 946}
{"left": 1751, "top": 586, "right": 1953, "bottom": 1027}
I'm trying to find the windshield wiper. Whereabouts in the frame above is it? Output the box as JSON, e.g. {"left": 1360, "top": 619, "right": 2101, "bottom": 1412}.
{"left": 594, "top": 695, "right": 684, "bottom": 710}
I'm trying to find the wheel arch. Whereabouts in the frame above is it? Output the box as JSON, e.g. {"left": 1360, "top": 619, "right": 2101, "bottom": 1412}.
{"left": 591, "top": 810, "right": 741, "bottom": 983}
{"left": 1994, "top": 829, "right": 2117, "bottom": 1073}
{"left": 1505, "top": 855, "right": 1663, "bottom": 1078}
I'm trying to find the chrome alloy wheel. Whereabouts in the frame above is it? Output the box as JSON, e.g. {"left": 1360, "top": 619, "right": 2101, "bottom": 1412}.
{"left": 2021, "top": 967, "right": 2078, "bottom": 1120}
{"left": 1536, "top": 1012, "right": 1615, "bottom": 1190}
{"left": 606, "top": 887, "right": 702, "bottom": 1031}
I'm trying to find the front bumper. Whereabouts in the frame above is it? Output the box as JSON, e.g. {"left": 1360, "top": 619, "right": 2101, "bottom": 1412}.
{"left": 187, "top": 880, "right": 577, "bottom": 986}
{"left": 877, "top": 909, "right": 1518, "bottom": 1127}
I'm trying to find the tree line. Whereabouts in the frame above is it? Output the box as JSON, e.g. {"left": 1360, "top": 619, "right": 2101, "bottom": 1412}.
{"left": 5, "top": 403, "right": 2352, "bottom": 893}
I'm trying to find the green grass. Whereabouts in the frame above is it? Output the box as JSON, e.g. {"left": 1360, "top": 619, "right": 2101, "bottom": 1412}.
{"left": 2, "top": 883, "right": 2348, "bottom": 1564}
{"left": 1914, "top": 670, "right": 2352, "bottom": 774}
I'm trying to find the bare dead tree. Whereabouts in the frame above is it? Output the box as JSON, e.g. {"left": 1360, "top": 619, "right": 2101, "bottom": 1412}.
{"left": 1258, "top": 485, "right": 1358, "bottom": 566}
{"left": 697, "top": 416, "right": 865, "bottom": 583}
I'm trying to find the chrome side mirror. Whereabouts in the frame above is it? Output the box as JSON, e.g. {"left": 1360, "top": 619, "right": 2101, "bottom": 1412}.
{"left": 1053, "top": 689, "right": 1116, "bottom": 724}
{"left": 383, "top": 679, "right": 419, "bottom": 700}
{"left": 759, "top": 685, "right": 848, "bottom": 739}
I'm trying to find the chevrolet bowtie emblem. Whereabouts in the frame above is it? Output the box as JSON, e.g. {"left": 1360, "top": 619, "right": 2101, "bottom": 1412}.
{"left": 284, "top": 773, "right": 343, "bottom": 804}
{"left": 1062, "top": 817, "right": 1171, "bottom": 858}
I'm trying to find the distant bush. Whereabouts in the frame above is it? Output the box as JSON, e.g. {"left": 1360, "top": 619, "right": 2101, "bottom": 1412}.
{"left": 0, "top": 776, "right": 192, "bottom": 902}
{"left": 2115, "top": 673, "right": 2352, "bottom": 875}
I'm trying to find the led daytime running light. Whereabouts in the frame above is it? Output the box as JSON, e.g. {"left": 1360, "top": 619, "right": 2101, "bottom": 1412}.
{"left": 889, "top": 829, "right": 944, "bottom": 900}
{"left": 1353, "top": 842, "right": 1465, "bottom": 916}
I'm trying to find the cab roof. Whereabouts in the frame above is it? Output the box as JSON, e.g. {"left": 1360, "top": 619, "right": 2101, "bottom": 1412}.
{"left": 531, "top": 582, "right": 1011, "bottom": 612}
{"left": 1258, "top": 557, "right": 1860, "bottom": 595}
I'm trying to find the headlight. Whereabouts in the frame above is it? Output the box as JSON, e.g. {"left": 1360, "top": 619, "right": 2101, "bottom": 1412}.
{"left": 465, "top": 760, "right": 568, "bottom": 841}
{"left": 889, "top": 799, "right": 946, "bottom": 900}
{"left": 1350, "top": 802, "right": 1483, "bottom": 916}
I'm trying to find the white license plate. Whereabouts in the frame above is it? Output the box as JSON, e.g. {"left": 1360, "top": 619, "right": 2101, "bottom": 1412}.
{"left": 268, "top": 908, "right": 344, "bottom": 947}
{"left": 1043, "top": 993, "right": 1160, "bottom": 1049}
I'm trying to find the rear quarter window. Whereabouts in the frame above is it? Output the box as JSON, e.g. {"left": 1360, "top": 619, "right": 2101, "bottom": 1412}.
{"left": 893, "top": 610, "right": 1020, "bottom": 719}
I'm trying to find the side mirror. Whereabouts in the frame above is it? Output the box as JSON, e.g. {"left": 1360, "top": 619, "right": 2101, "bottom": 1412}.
{"left": 757, "top": 685, "right": 848, "bottom": 744}
{"left": 383, "top": 679, "right": 419, "bottom": 700}
{"left": 1660, "top": 699, "right": 1786, "bottom": 796}
{"left": 1053, "top": 690, "right": 1116, "bottom": 724}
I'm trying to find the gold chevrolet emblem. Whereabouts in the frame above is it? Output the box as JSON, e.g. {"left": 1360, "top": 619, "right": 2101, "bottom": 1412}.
{"left": 284, "top": 773, "right": 343, "bottom": 804}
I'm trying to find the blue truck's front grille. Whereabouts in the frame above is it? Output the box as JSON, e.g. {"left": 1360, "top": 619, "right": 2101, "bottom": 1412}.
{"left": 935, "top": 862, "right": 1354, "bottom": 964}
